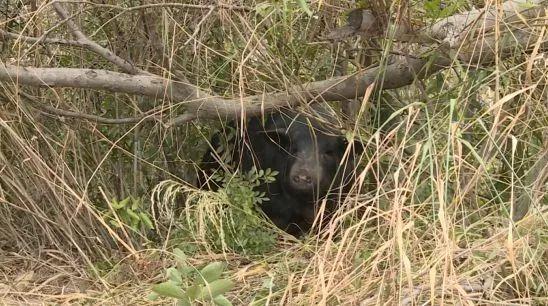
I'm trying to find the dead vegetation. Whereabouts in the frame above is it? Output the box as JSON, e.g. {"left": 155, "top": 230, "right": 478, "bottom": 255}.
{"left": 0, "top": 0, "right": 546, "bottom": 305}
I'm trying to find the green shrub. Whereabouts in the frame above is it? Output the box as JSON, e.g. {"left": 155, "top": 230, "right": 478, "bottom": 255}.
{"left": 149, "top": 248, "right": 234, "bottom": 306}
{"left": 182, "top": 167, "right": 279, "bottom": 254}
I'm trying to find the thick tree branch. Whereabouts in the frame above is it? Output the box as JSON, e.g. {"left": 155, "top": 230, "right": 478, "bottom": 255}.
{"left": 0, "top": 56, "right": 449, "bottom": 117}
{"left": 0, "top": 64, "right": 202, "bottom": 101}
{"left": 426, "top": 0, "right": 547, "bottom": 47}
{"left": 170, "top": 55, "right": 452, "bottom": 125}
{"left": 0, "top": 0, "right": 544, "bottom": 127}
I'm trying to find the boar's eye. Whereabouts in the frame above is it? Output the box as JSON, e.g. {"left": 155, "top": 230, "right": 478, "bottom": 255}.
{"left": 339, "top": 138, "right": 349, "bottom": 149}
{"left": 322, "top": 149, "right": 337, "bottom": 158}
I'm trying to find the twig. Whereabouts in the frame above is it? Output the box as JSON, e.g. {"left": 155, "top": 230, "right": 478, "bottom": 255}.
{"left": 184, "top": 7, "right": 215, "bottom": 45}
{"left": 56, "top": 1, "right": 252, "bottom": 12}
{"left": 0, "top": 29, "right": 81, "bottom": 47}
{"left": 167, "top": 112, "right": 196, "bottom": 126}
{"left": 19, "top": 91, "right": 159, "bottom": 125}
{"left": 51, "top": 1, "right": 145, "bottom": 75}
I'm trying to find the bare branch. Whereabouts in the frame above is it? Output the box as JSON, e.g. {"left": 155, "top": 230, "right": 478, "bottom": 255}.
{"left": 0, "top": 63, "right": 203, "bottom": 101}
{"left": 19, "top": 92, "right": 158, "bottom": 125}
{"left": 0, "top": 56, "right": 449, "bottom": 124}
{"left": 426, "top": 0, "right": 547, "bottom": 47}
{"left": 57, "top": 1, "right": 252, "bottom": 12}
{"left": 184, "top": 7, "right": 215, "bottom": 45}
{"left": 0, "top": 0, "right": 544, "bottom": 127}
{"left": 174, "top": 56, "right": 451, "bottom": 125}
{"left": 0, "top": 29, "right": 81, "bottom": 47}
{"left": 51, "top": 1, "right": 145, "bottom": 75}
{"left": 52, "top": 1, "right": 88, "bottom": 41}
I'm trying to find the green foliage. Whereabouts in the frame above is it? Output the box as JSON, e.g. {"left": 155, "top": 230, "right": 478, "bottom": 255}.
{"left": 176, "top": 166, "right": 279, "bottom": 255}
{"left": 149, "top": 248, "right": 234, "bottom": 306}
{"left": 210, "top": 167, "right": 279, "bottom": 254}
{"left": 423, "top": 0, "right": 468, "bottom": 19}
{"left": 212, "top": 166, "right": 279, "bottom": 206}
{"left": 249, "top": 277, "right": 278, "bottom": 306}
{"left": 296, "top": 0, "right": 313, "bottom": 17}
{"left": 103, "top": 196, "right": 154, "bottom": 232}
{"left": 180, "top": 126, "right": 279, "bottom": 253}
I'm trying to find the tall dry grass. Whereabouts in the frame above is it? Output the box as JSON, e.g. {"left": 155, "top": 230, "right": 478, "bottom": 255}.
{"left": 0, "top": 0, "right": 546, "bottom": 304}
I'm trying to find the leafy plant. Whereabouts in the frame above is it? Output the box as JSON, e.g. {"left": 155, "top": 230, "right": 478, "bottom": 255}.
{"left": 250, "top": 277, "right": 277, "bottom": 306}
{"left": 423, "top": 0, "right": 467, "bottom": 19}
{"left": 177, "top": 166, "right": 279, "bottom": 254}
{"left": 103, "top": 196, "right": 154, "bottom": 232}
{"left": 213, "top": 166, "right": 278, "bottom": 205}
{"left": 212, "top": 167, "right": 279, "bottom": 251}
{"left": 149, "top": 248, "right": 234, "bottom": 306}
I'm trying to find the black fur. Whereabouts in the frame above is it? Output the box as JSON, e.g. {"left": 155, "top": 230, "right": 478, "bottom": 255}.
{"left": 198, "top": 110, "right": 362, "bottom": 236}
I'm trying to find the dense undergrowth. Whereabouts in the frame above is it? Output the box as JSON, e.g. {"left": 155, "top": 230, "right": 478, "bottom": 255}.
{"left": 0, "top": 0, "right": 546, "bottom": 305}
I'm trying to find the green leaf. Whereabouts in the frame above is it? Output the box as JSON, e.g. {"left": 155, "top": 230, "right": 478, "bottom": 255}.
{"left": 139, "top": 212, "right": 154, "bottom": 229}
{"left": 518, "top": 1, "right": 538, "bottom": 9}
{"left": 118, "top": 197, "right": 131, "bottom": 208}
{"left": 213, "top": 295, "right": 233, "bottom": 306}
{"left": 110, "top": 199, "right": 124, "bottom": 210}
{"left": 200, "top": 279, "right": 234, "bottom": 300}
{"left": 424, "top": 0, "right": 440, "bottom": 15}
{"left": 186, "top": 284, "right": 201, "bottom": 300}
{"left": 147, "top": 292, "right": 159, "bottom": 301}
{"left": 199, "top": 262, "right": 225, "bottom": 283}
{"left": 126, "top": 209, "right": 141, "bottom": 223}
{"left": 173, "top": 248, "right": 187, "bottom": 268}
{"left": 166, "top": 267, "right": 183, "bottom": 284}
{"left": 131, "top": 197, "right": 141, "bottom": 210}
{"left": 297, "top": 0, "right": 313, "bottom": 16}
{"left": 176, "top": 299, "right": 192, "bottom": 306}
{"left": 152, "top": 281, "right": 187, "bottom": 299}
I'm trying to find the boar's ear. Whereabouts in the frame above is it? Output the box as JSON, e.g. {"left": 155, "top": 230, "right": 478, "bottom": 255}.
{"left": 340, "top": 137, "right": 364, "bottom": 155}
{"left": 352, "top": 139, "right": 365, "bottom": 155}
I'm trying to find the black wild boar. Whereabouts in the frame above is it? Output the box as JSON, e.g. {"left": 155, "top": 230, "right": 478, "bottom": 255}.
{"left": 198, "top": 109, "right": 362, "bottom": 236}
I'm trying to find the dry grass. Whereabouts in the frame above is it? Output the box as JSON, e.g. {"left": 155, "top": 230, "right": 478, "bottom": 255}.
{"left": 1, "top": 0, "right": 547, "bottom": 305}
